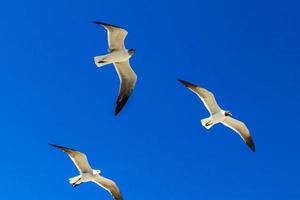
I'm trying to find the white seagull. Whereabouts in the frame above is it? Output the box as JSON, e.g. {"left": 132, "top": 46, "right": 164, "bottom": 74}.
{"left": 50, "top": 144, "right": 123, "bottom": 200}
{"left": 93, "top": 21, "right": 137, "bottom": 115}
{"left": 178, "top": 79, "right": 256, "bottom": 152}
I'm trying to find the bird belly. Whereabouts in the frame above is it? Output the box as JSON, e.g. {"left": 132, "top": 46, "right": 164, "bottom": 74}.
{"left": 106, "top": 50, "right": 130, "bottom": 63}
{"left": 211, "top": 112, "right": 225, "bottom": 124}
{"left": 80, "top": 173, "right": 94, "bottom": 182}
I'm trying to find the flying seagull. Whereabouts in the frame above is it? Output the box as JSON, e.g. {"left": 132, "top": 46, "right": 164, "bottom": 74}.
{"left": 50, "top": 144, "right": 123, "bottom": 200}
{"left": 93, "top": 21, "right": 137, "bottom": 115}
{"left": 178, "top": 79, "right": 256, "bottom": 152}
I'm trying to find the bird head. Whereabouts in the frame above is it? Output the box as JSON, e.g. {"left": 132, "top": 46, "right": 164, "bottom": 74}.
{"left": 225, "top": 111, "right": 232, "bottom": 117}
{"left": 93, "top": 169, "right": 101, "bottom": 175}
{"left": 128, "top": 48, "right": 136, "bottom": 56}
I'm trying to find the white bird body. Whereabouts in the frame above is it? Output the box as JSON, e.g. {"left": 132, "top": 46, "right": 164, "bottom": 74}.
{"left": 178, "top": 79, "right": 256, "bottom": 152}
{"left": 70, "top": 170, "right": 98, "bottom": 184}
{"left": 201, "top": 110, "right": 227, "bottom": 129}
{"left": 94, "top": 49, "right": 132, "bottom": 67}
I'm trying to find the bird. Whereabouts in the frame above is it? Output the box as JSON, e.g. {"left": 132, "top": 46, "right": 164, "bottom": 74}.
{"left": 49, "top": 144, "right": 123, "bottom": 200}
{"left": 93, "top": 21, "right": 137, "bottom": 115}
{"left": 178, "top": 79, "right": 256, "bottom": 152}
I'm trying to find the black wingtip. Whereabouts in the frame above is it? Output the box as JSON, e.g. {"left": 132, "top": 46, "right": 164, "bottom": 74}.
{"left": 114, "top": 106, "right": 120, "bottom": 116}
{"left": 93, "top": 21, "right": 104, "bottom": 25}
{"left": 114, "top": 110, "right": 120, "bottom": 116}
{"left": 177, "top": 78, "right": 184, "bottom": 83}
{"left": 93, "top": 21, "right": 122, "bottom": 29}
{"left": 114, "top": 95, "right": 130, "bottom": 116}
{"left": 49, "top": 143, "right": 77, "bottom": 151}
{"left": 49, "top": 143, "right": 66, "bottom": 150}
{"left": 177, "top": 78, "right": 187, "bottom": 85}
{"left": 248, "top": 144, "right": 256, "bottom": 152}
{"left": 177, "top": 79, "right": 197, "bottom": 88}
{"left": 49, "top": 143, "right": 59, "bottom": 148}
{"left": 246, "top": 138, "right": 256, "bottom": 152}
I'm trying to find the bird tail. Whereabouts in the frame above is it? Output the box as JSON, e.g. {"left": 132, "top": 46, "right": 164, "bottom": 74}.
{"left": 94, "top": 55, "right": 109, "bottom": 67}
{"left": 201, "top": 117, "right": 214, "bottom": 129}
{"left": 69, "top": 175, "right": 81, "bottom": 185}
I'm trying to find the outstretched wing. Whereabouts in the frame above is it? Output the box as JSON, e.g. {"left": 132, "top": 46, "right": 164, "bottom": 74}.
{"left": 221, "top": 117, "right": 256, "bottom": 152}
{"left": 178, "top": 79, "right": 221, "bottom": 115}
{"left": 114, "top": 60, "right": 137, "bottom": 115}
{"left": 93, "top": 174, "right": 123, "bottom": 200}
{"left": 49, "top": 144, "right": 93, "bottom": 173}
{"left": 94, "top": 21, "right": 128, "bottom": 51}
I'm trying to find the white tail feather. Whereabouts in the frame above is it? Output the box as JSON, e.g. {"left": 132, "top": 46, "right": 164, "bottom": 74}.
{"left": 201, "top": 117, "right": 214, "bottom": 129}
{"left": 69, "top": 175, "right": 81, "bottom": 184}
{"left": 94, "top": 55, "right": 110, "bottom": 67}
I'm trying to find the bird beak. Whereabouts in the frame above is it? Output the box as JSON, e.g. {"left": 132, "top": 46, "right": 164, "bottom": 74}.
{"left": 225, "top": 111, "right": 232, "bottom": 116}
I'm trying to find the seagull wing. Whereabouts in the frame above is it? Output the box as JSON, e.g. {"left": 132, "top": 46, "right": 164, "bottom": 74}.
{"left": 221, "top": 117, "right": 256, "bottom": 152}
{"left": 178, "top": 79, "right": 221, "bottom": 115}
{"left": 94, "top": 21, "right": 128, "bottom": 51}
{"left": 49, "top": 144, "right": 93, "bottom": 173}
{"left": 113, "top": 60, "right": 137, "bottom": 115}
{"left": 93, "top": 174, "right": 123, "bottom": 200}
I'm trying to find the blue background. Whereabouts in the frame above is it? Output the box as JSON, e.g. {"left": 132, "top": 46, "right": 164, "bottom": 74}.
{"left": 0, "top": 0, "right": 299, "bottom": 199}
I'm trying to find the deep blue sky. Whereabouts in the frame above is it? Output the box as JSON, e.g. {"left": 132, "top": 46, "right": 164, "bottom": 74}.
{"left": 0, "top": 0, "right": 300, "bottom": 199}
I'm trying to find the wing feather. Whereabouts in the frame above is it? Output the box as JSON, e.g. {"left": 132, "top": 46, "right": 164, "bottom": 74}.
{"left": 178, "top": 79, "right": 221, "bottom": 114}
{"left": 221, "top": 117, "right": 256, "bottom": 152}
{"left": 94, "top": 21, "right": 128, "bottom": 51}
{"left": 114, "top": 60, "right": 137, "bottom": 115}
{"left": 93, "top": 174, "right": 123, "bottom": 200}
{"left": 49, "top": 144, "right": 93, "bottom": 173}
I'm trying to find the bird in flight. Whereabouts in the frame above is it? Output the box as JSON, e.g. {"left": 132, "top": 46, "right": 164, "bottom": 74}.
{"left": 50, "top": 144, "right": 123, "bottom": 200}
{"left": 178, "top": 79, "right": 256, "bottom": 152}
{"left": 93, "top": 21, "right": 137, "bottom": 115}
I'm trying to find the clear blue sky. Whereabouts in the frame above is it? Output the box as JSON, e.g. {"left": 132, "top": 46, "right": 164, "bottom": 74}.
{"left": 0, "top": 0, "right": 299, "bottom": 199}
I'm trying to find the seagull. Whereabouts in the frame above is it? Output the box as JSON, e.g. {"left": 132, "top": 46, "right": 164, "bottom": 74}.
{"left": 93, "top": 21, "right": 137, "bottom": 115}
{"left": 178, "top": 79, "right": 256, "bottom": 152}
{"left": 50, "top": 144, "right": 123, "bottom": 200}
